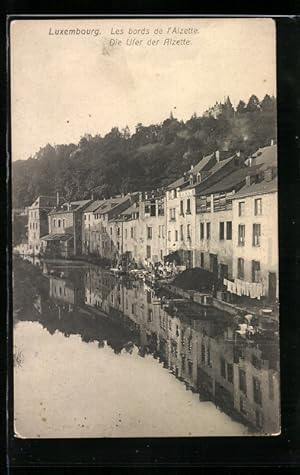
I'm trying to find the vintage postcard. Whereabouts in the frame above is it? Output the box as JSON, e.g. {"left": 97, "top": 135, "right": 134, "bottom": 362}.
{"left": 11, "top": 17, "right": 279, "bottom": 438}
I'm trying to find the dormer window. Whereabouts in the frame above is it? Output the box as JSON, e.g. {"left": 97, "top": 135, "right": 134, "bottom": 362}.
{"left": 197, "top": 172, "right": 201, "bottom": 183}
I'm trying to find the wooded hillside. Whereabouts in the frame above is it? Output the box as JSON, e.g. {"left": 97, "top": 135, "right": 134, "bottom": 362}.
{"left": 12, "top": 94, "right": 276, "bottom": 208}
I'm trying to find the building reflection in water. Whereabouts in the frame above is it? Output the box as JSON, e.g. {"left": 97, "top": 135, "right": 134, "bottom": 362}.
{"left": 15, "top": 257, "right": 280, "bottom": 435}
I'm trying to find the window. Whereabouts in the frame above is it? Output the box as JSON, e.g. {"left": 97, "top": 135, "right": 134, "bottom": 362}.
{"left": 226, "top": 221, "right": 232, "bottom": 240}
{"left": 63, "top": 219, "right": 65, "bottom": 228}
{"left": 200, "top": 252, "right": 204, "bottom": 267}
{"left": 239, "top": 368, "right": 247, "bottom": 394}
{"left": 110, "top": 227, "right": 112, "bottom": 236}
{"left": 186, "top": 198, "right": 191, "bottom": 214}
{"left": 268, "top": 373, "right": 274, "bottom": 400}
{"left": 253, "top": 223, "right": 261, "bottom": 246}
{"left": 255, "top": 410, "right": 263, "bottom": 429}
{"left": 117, "top": 227, "right": 120, "bottom": 236}
{"left": 240, "top": 397, "right": 247, "bottom": 415}
{"left": 180, "top": 224, "right": 184, "bottom": 240}
{"left": 206, "top": 222, "right": 211, "bottom": 239}
{"left": 207, "top": 347, "right": 211, "bottom": 366}
{"left": 188, "top": 361, "right": 193, "bottom": 377}
{"left": 53, "top": 219, "right": 56, "bottom": 227}
{"left": 131, "top": 227, "right": 134, "bottom": 238}
{"left": 220, "top": 357, "right": 226, "bottom": 378}
{"left": 252, "top": 260, "right": 261, "bottom": 283}
{"left": 201, "top": 344, "right": 206, "bottom": 363}
{"left": 238, "top": 224, "right": 245, "bottom": 246}
{"left": 168, "top": 230, "right": 171, "bottom": 242}
{"left": 180, "top": 200, "right": 184, "bottom": 215}
{"left": 219, "top": 222, "right": 225, "bottom": 240}
{"left": 170, "top": 208, "right": 176, "bottom": 221}
{"left": 237, "top": 258, "right": 245, "bottom": 280}
{"left": 148, "top": 309, "right": 153, "bottom": 322}
{"left": 175, "top": 230, "right": 178, "bottom": 241}
{"left": 158, "top": 225, "right": 161, "bottom": 238}
{"left": 187, "top": 224, "right": 191, "bottom": 239}
{"left": 147, "top": 227, "right": 152, "bottom": 239}
{"left": 125, "top": 229, "right": 127, "bottom": 239}
{"left": 227, "top": 363, "right": 233, "bottom": 383}
{"left": 254, "top": 198, "right": 262, "bottom": 216}
{"left": 146, "top": 245, "right": 151, "bottom": 258}
{"left": 253, "top": 377, "right": 262, "bottom": 405}
{"left": 238, "top": 201, "right": 245, "bottom": 216}
{"left": 200, "top": 222, "right": 204, "bottom": 239}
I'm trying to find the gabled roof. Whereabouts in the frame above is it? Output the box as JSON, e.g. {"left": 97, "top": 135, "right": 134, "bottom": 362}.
{"left": 199, "top": 165, "right": 261, "bottom": 195}
{"left": 29, "top": 195, "right": 58, "bottom": 208}
{"left": 94, "top": 193, "right": 139, "bottom": 215}
{"left": 84, "top": 200, "right": 106, "bottom": 213}
{"left": 94, "top": 197, "right": 125, "bottom": 215}
{"left": 188, "top": 152, "right": 216, "bottom": 175}
{"left": 49, "top": 200, "right": 91, "bottom": 215}
{"left": 120, "top": 203, "right": 139, "bottom": 215}
{"left": 233, "top": 176, "right": 277, "bottom": 199}
{"left": 249, "top": 144, "right": 277, "bottom": 169}
{"left": 184, "top": 154, "right": 237, "bottom": 191}
{"left": 166, "top": 176, "right": 188, "bottom": 190}
{"left": 69, "top": 200, "right": 91, "bottom": 210}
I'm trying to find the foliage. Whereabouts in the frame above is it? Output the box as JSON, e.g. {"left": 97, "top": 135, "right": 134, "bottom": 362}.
{"left": 12, "top": 95, "right": 277, "bottom": 208}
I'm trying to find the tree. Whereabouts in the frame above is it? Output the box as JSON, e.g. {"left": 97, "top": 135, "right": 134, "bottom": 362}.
{"left": 246, "top": 94, "right": 261, "bottom": 113}
{"left": 236, "top": 100, "right": 246, "bottom": 114}
{"left": 260, "top": 94, "right": 276, "bottom": 113}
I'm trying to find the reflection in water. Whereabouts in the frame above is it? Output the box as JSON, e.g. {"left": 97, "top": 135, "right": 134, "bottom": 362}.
{"left": 13, "top": 257, "right": 280, "bottom": 437}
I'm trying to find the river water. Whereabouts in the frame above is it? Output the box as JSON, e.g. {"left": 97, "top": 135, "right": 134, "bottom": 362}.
{"left": 13, "top": 256, "right": 280, "bottom": 437}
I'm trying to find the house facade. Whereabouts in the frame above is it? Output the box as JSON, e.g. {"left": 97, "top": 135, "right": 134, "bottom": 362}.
{"left": 231, "top": 173, "right": 278, "bottom": 301}
{"left": 41, "top": 200, "right": 92, "bottom": 258}
{"left": 27, "top": 195, "right": 58, "bottom": 255}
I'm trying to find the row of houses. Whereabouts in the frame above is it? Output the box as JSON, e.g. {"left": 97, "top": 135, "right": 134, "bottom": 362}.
{"left": 26, "top": 143, "right": 278, "bottom": 302}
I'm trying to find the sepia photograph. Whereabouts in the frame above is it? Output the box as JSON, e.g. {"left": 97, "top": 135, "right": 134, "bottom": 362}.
{"left": 10, "top": 17, "right": 280, "bottom": 438}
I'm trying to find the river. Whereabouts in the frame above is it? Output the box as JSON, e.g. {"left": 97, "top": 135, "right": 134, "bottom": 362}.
{"left": 13, "top": 256, "right": 280, "bottom": 437}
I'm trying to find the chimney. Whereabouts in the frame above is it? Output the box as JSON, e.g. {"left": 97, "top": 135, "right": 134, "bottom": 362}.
{"left": 245, "top": 176, "right": 251, "bottom": 186}
{"left": 91, "top": 192, "right": 94, "bottom": 200}
{"left": 215, "top": 150, "right": 220, "bottom": 162}
{"left": 271, "top": 139, "right": 274, "bottom": 146}
{"left": 191, "top": 164, "right": 194, "bottom": 170}
{"left": 56, "top": 191, "right": 60, "bottom": 207}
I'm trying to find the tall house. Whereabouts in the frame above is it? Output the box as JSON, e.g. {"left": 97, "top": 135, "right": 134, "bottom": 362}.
{"left": 27, "top": 195, "right": 58, "bottom": 255}
{"left": 84, "top": 193, "right": 139, "bottom": 262}
{"left": 42, "top": 200, "right": 92, "bottom": 258}
{"left": 194, "top": 166, "right": 260, "bottom": 279}
{"left": 119, "top": 201, "right": 140, "bottom": 263}
{"left": 231, "top": 144, "right": 278, "bottom": 301}
{"left": 138, "top": 190, "right": 167, "bottom": 266}
{"left": 82, "top": 200, "right": 106, "bottom": 256}
{"left": 232, "top": 172, "right": 278, "bottom": 301}
{"left": 166, "top": 150, "right": 242, "bottom": 268}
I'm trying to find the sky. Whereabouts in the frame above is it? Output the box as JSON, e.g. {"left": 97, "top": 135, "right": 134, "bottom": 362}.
{"left": 10, "top": 18, "right": 276, "bottom": 161}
